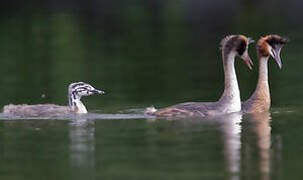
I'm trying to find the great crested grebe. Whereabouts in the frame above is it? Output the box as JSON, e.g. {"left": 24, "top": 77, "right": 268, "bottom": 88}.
{"left": 242, "top": 35, "right": 288, "bottom": 113}
{"left": 3, "top": 82, "right": 105, "bottom": 117}
{"left": 146, "top": 35, "right": 254, "bottom": 118}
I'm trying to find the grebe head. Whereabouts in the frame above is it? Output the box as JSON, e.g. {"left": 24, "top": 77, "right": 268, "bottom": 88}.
{"left": 257, "top": 35, "right": 289, "bottom": 69}
{"left": 69, "top": 82, "right": 105, "bottom": 97}
{"left": 68, "top": 82, "right": 105, "bottom": 113}
{"left": 221, "top": 35, "right": 254, "bottom": 69}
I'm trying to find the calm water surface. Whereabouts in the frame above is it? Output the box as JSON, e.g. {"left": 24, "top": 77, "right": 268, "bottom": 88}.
{"left": 0, "top": 109, "right": 303, "bottom": 180}
{"left": 1, "top": 0, "right": 303, "bottom": 179}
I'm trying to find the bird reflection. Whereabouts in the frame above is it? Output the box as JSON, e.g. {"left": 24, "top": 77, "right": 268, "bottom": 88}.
{"left": 218, "top": 112, "right": 272, "bottom": 180}
{"left": 69, "top": 119, "right": 95, "bottom": 179}
{"left": 255, "top": 112, "right": 271, "bottom": 175}
{"left": 246, "top": 112, "right": 272, "bottom": 180}
{"left": 218, "top": 112, "right": 242, "bottom": 180}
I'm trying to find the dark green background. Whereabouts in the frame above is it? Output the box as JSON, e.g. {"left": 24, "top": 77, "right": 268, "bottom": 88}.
{"left": 0, "top": 0, "right": 301, "bottom": 111}
{"left": 0, "top": 0, "right": 303, "bottom": 179}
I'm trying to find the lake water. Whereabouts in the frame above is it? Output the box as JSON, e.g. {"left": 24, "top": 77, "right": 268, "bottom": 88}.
{"left": 1, "top": 0, "right": 303, "bottom": 179}
{"left": 0, "top": 110, "right": 302, "bottom": 179}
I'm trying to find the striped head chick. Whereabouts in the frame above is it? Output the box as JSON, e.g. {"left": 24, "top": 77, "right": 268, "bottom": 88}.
{"left": 68, "top": 82, "right": 105, "bottom": 113}
{"left": 257, "top": 35, "right": 289, "bottom": 69}
{"left": 221, "top": 35, "right": 255, "bottom": 69}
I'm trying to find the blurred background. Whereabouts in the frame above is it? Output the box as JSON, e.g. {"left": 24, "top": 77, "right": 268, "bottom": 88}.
{"left": 2, "top": 1, "right": 303, "bottom": 180}
{"left": 0, "top": 0, "right": 302, "bottom": 111}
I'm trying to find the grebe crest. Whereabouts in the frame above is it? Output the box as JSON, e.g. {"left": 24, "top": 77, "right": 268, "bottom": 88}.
{"left": 257, "top": 35, "right": 288, "bottom": 69}
{"left": 221, "top": 35, "right": 254, "bottom": 69}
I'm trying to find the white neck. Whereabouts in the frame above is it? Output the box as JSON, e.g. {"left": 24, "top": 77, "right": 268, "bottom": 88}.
{"left": 257, "top": 57, "right": 269, "bottom": 86}
{"left": 219, "top": 52, "right": 241, "bottom": 112}
{"left": 69, "top": 95, "right": 88, "bottom": 114}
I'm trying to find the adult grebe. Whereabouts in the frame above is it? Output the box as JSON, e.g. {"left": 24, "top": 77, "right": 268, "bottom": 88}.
{"left": 3, "top": 82, "right": 105, "bottom": 117}
{"left": 146, "top": 35, "right": 254, "bottom": 118}
{"left": 242, "top": 35, "right": 288, "bottom": 113}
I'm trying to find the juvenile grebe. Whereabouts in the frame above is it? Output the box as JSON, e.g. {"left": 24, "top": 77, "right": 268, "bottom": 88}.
{"left": 3, "top": 82, "right": 105, "bottom": 117}
{"left": 242, "top": 35, "right": 288, "bottom": 113}
{"left": 146, "top": 35, "right": 254, "bottom": 118}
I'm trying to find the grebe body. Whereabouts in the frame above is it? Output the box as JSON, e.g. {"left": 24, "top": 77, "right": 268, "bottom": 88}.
{"left": 242, "top": 35, "right": 288, "bottom": 113}
{"left": 146, "top": 35, "right": 254, "bottom": 118}
{"left": 3, "top": 82, "right": 105, "bottom": 117}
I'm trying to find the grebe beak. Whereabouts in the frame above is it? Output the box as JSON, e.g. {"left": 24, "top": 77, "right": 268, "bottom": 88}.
{"left": 91, "top": 89, "right": 105, "bottom": 94}
{"left": 241, "top": 51, "right": 253, "bottom": 70}
{"left": 248, "top": 38, "right": 255, "bottom": 44}
{"left": 272, "top": 45, "right": 283, "bottom": 69}
{"left": 245, "top": 56, "right": 253, "bottom": 70}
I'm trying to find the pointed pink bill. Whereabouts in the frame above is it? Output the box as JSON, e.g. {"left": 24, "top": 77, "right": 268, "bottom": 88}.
{"left": 272, "top": 47, "right": 282, "bottom": 69}
{"left": 245, "top": 56, "right": 254, "bottom": 70}
{"left": 241, "top": 51, "right": 253, "bottom": 70}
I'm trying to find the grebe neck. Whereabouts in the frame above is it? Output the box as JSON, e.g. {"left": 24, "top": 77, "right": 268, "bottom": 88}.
{"left": 68, "top": 92, "right": 88, "bottom": 114}
{"left": 219, "top": 51, "right": 241, "bottom": 112}
{"left": 250, "top": 56, "right": 270, "bottom": 104}
{"left": 256, "top": 57, "right": 269, "bottom": 90}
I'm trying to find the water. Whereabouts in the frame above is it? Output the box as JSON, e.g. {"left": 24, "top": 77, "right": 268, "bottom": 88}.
{"left": 1, "top": 0, "right": 303, "bottom": 179}
{"left": 0, "top": 110, "right": 302, "bottom": 179}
